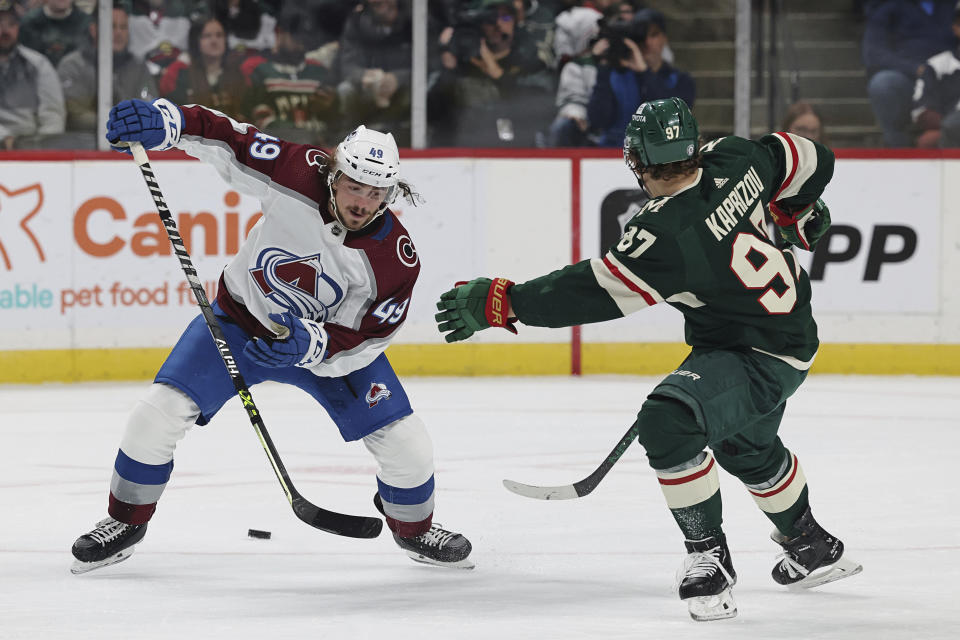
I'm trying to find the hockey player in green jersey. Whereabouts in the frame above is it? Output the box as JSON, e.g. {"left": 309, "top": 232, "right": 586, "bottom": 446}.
{"left": 435, "top": 98, "right": 862, "bottom": 621}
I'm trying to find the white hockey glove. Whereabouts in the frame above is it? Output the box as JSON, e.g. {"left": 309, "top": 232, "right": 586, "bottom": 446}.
{"left": 243, "top": 312, "right": 328, "bottom": 368}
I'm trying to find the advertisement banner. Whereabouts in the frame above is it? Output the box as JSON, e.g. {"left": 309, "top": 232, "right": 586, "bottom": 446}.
{"left": 1, "top": 160, "right": 262, "bottom": 350}
{"left": 813, "top": 160, "right": 940, "bottom": 313}
{"left": 1, "top": 157, "right": 571, "bottom": 351}
{"left": 401, "top": 157, "right": 572, "bottom": 344}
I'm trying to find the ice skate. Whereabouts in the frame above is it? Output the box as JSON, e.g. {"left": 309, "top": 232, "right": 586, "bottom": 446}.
{"left": 676, "top": 534, "right": 737, "bottom": 621}
{"left": 771, "top": 506, "right": 862, "bottom": 589}
{"left": 71, "top": 517, "right": 148, "bottom": 575}
{"left": 392, "top": 523, "right": 474, "bottom": 569}
{"left": 374, "top": 493, "right": 474, "bottom": 569}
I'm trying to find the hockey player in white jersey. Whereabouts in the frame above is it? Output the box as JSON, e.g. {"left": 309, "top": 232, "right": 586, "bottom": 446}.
{"left": 70, "top": 98, "right": 473, "bottom": 573}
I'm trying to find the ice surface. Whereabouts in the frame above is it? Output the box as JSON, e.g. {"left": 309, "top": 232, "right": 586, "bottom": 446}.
{"left": 1, "top": 375, "right": 958, "bottom": 640}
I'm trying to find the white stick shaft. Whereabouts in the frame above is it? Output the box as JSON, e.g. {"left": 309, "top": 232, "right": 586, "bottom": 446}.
{"left": 129, "top": 141, "right": 150, "bottom": 166}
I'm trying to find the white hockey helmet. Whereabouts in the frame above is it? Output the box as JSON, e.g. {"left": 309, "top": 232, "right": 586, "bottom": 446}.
{"left": 327, "top": 125, "right": 400, "bottom": 228}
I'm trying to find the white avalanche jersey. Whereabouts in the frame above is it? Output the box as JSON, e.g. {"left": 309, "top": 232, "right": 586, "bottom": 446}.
{"left": 176, "top": 105, "right": 420, "bottom": 377}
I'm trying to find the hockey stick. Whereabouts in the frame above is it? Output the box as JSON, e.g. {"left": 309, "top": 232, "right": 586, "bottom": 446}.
{"left": 126, "top": 142, "right": 382, "bottom": 539}
{"left": 502, "top": 422, "right": 640, "bottom": 500}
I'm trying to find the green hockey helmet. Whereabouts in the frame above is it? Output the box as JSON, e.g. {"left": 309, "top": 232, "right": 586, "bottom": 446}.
{"left": 623, "top": 98, "right": 699, "bottom": 171}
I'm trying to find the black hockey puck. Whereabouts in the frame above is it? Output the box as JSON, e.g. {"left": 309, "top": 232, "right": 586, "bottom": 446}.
{"left": 247, "top": 529, "right": 271, "bottom": 539}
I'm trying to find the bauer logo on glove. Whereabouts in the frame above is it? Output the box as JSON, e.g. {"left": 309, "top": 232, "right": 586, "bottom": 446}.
{"left": 435, "top": 277, "right": 518, "bottom": 343}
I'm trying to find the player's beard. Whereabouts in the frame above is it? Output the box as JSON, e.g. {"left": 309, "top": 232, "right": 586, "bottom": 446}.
{"left": 0, "top": 39, "right": 16, "bottom": 56}
{"left": 344, "top": 206, "right": 373, "bottom": 229}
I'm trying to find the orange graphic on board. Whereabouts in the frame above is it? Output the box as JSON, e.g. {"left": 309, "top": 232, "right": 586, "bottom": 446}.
{"left": 0, "top": 183, "right": 46, "bottom": 270}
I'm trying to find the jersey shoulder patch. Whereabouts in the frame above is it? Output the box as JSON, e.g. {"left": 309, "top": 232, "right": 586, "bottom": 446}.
{"left": 304, "top": 147, "right": 331, "bottom": 170}
{"left": 346, "top": 212, "right": 420, "bottom": 270}
{"left": 701, "top": 135, "right": 755, "bottom": 158}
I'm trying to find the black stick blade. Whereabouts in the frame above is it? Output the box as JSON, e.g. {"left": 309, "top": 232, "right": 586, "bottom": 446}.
{"left": 502, "top": 423, "right": 640, "bottom": 501}
{"left": 292, "top": 497, "right": 383, "bottom": 539}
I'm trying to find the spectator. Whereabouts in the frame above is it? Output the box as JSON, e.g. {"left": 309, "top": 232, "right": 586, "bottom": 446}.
{"left": 0, "top": 0, "right": 64, "bottom": 149}
{"left": 18, "top": 0, "right": 89, "bottom": 67}
{"left": 863, "top": 0, "right": 956, "bottom": 147}
{"left": 337, "top": 0, "right": 412, "bottom": 145}
{"left": 431, "top": 0, "right": 460, "bottom": 31}
{"left": 587, "top": 7, "right": 694, "bottom": 147}
{"left": 549, "top": 4, "right": 602, "bottom": 146}
{"left": 611, "top": 0, "right": 637, "bottom": 20}
{"left": 514, "top": 0, "right": 562, "bottom": 70}
{"left": 582, "top": 0, "right": 619, "bottom": 17}
{"left": 912, "top": 3, "right": 960, "bottom": 147}
{"left": 279, "top": 0, "right": 355, "bottom": 53}
{"left": 244, "top": 10, "right": 339, "bottom": 145}
{"left": 211, "top": 0, "right": 275, "bottom": 58}
{"left": 159, "top": 17, "right": 247, "bottom": 121}
{"left": 604, "top": 1, "right": 675, "bottom": 64}
{"left": 553, "top": 2, "right": 600, "bottom": 66}
{"left": 428, "top": 0, "right": 554, "bottom": 146}
{"left": 128, "top": 0, "right": 204, "bottom": 76}
{"left": 781, "top": 101, "right": 827, "bottom": 144}
{"left": 57, "top": 4, "right": 156, "bottom": 139}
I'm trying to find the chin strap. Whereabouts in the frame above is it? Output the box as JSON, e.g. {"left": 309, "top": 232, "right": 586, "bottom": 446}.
{"left": 629, "top": 165, "right": 653, "bottom": 198}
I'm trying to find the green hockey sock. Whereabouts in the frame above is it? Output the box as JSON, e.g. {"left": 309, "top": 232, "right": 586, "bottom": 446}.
{"left": 668, "top": 490, "right": 724, "bottom": 541}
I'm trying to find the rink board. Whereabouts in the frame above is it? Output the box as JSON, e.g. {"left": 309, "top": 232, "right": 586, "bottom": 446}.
{"left": 1, "top": 149, "right": 958, "bottom": 381}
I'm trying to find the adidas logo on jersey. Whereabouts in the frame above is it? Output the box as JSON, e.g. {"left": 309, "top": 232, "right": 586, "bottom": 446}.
{"left": 714, "top": 178, "right": 729, "bottom": 188}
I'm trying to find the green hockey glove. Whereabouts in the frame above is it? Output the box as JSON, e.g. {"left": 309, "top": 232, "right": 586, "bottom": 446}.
{"left": 435, "top": 277, "right": 518, "bottom": 343}
{"left": 770, "top": 198, "right": 831, "bottom": 251}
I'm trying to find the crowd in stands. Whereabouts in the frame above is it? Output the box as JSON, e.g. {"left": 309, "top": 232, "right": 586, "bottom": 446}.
{"left": 3, "top": 0, "right": 960, "bottom": 151}
{"left": 909, "top": 1, "right": 960, "bottom": 148}
{"left": 0, "top": 0, "right": 698, "bottom": 150}
{"left": 863, "top": 0, "right": 958, "bottom": 148}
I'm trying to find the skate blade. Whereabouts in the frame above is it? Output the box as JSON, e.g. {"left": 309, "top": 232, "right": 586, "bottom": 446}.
{"left": 789, "top": 555, "right": 862, "bottom": 590}
{"left": 685, "top": 587, "right": 737, "bottom": 622}
{"left": 404, "top": 550, "right": 475, "bottom": 570}
{"left": 70, "top": 548, "right": 135, "bottom": 575}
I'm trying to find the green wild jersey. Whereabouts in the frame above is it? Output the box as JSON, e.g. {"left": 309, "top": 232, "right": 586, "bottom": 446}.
{"left": 511, "top": 133, "right": 835, "bottom": 369}
{"left": 246, "top": 58, "right": 338, "bottom": 146}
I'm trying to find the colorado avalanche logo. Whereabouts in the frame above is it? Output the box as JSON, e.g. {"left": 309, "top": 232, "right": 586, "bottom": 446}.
{"left": 365, "top": 383, "right": 392, "bottom": 408}
{"left": 305, "top": 148, "right": 328, "bottom": 169}
{"left": 249, "top": 248, "right": 344, "bottom": 321}
{"left": 397, "top": 235, "right": 418, "bottom": 267}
